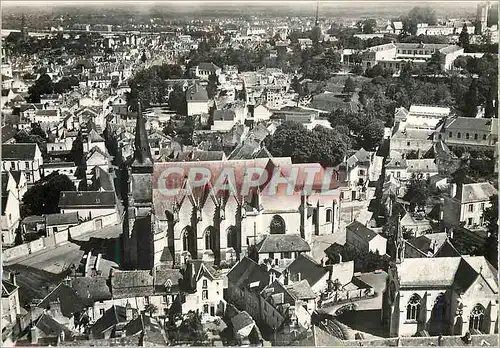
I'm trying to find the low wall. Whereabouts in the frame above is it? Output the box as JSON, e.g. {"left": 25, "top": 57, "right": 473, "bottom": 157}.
{"left": 3, "top": 211, "right": 119, "bottom": 263}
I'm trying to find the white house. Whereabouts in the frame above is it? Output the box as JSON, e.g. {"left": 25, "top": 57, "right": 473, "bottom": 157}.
{"left": 345, "top": 220, "right": 387, "bottom": 255}
{"left": 58, "top": 191, "right": 117, "bottom": 220}
{"left": 2, "top": 143, "right": 44, "bottom": 184}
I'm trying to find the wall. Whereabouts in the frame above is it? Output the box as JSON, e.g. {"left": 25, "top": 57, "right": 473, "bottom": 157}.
{"left": 3, "top": 212, "right": 119, "bottom": 262}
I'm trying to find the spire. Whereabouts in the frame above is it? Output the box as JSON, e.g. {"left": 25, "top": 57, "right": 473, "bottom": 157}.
{"left": 315, "top": 3, "right": 319, "bottom": 26}
{"left": 132, "top": 101, "right": 153, "bottom": 167}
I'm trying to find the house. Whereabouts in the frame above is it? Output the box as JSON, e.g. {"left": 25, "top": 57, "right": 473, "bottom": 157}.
{"left": 85, "top": 146, "right": 111, "bottom": 175}
{"left": 33, "top": 108, "right": 61, "bottom": 125}
{"left": 45, "top": 212, "right": 80, "bottom": 236}
{"left": 345, "top": 221, "right": 387, "bottom": 255}
{"left": 42, "top": 162, "right": 78, "bottom": 179}
{"left": 390, "top": 124, "right": 434, "bottom": 156}
{"left": 254, "top": 234, "right": 311, "bottom": 267}
{"left": 226, "top": 257, "right": 270, "bottom": 322}
{"left": 382, "top": 256, "right": 498, "bottom": 337}
{"left": 1, "top": 172, "right": 22, "bottom": 246}
{"left": 90, "top": 304, "right": 139, "bottom": 339}
{"left": 400, "top": 212, "right": 433, "bottom": 237}
{"left": 58, "top": 191, "right": 117, "bottom": 220}
{"left": 405, "top": 159, "right": 439, "bottom": 180}
{"left": 3, "top": 170, "right": 27, "bottom": 201}
{"left": 1, "top": 125, "right": 18, "bottom": 144}
{"left": 443, "top": 182, "right": 497, "bottom": 229}
{"left": 231, "top": 311, "right": 258, "bottom": 345}
{"left": 187, "top": 84, "right": 210, "bottom": 116}
{"left": 285, "top": 253, "right": 329, "bottom": 295}
{"left": 337, "top": 148, "right": 372, "bottom": 201}
{"left": 182, "top": 260, "right": 224, "bottom": 317}
{"left": 2, "top": 143, "right": 43, "bottom": 184}
{"left": 191, "top": 62, "right": 222, "bottom": 81}
{"left": 212, "top": 109, "right": 237, "bottom": 131}
{"left": 436, "top": 117, "right": 498, "bottom": 149}
{"left": 2, "top": 273, "right": 21, "bottom": 335}
{"left": 89, "top": 166, "right": 115, "bottom": 192}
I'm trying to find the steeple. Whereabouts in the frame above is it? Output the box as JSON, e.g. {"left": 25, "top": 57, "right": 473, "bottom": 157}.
{"left": 315, "top": 1, "right": 320, "bottom": 26}
{"left": 132, "top": 101, "right": 153, "bottom": 168}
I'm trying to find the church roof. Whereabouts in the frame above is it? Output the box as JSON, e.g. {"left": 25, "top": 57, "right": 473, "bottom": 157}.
{"left": 256, "top": 234, "right": 311, "bottom": 253}
{"left": 397, "top": 257, "right": 483, "bottom": 290}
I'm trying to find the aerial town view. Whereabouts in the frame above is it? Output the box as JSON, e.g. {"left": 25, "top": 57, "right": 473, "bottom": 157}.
{"left": 0, "top": 1, "right": 498, "bottom": 346}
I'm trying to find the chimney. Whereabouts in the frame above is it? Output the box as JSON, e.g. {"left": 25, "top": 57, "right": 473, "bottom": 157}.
{"left": 450, "top": 183, "right": 457, "bottom": 198}
{"left": 338, "top": 254, "right": 343, "bottom": 264}
{"left": 49, "top": 299, "right": 62, "bottom": 320}
{"left": 439, "top": 198, "right": 445, "bottom": 221}
{"left": 9, "top": 272, "right": 17, "bottom": 286}
{"left": 30, "top": 326, "right": 38, "bottom": 344}
{"left": 125, "top": 302, "right": 133, "bottom": 321}
{"left": 297, "top": 272, "right": 301, "bottom": 282}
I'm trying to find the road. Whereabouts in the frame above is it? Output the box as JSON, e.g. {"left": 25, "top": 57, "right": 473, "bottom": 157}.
{"left": 4, "top": 224, "right": 123, "bottom": 306}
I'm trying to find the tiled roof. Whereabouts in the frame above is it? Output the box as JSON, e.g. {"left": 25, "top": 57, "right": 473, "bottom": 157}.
{"left": 58, "top": 191, "right": 117, "bottom": 208}
{"left": 406, "top": 159, "right": 438, "bottom": 173}
{"left": 198, "top": 62, "right": 221, "bottom": 72}
{"left": 256, "top": 234, "right": 311, "bottom": 253}
{"left": 91, "top": 305, "right": 136, "bottom": 338}
{"left": 35, "top": 313, "right": 73, "bottom": 339}
{"left": 2, "top": 143, "right": 37, "bottom": 160}
{"left": 38, "top": 283, "right": 87, "bottom": 318}
{"left": 457, "top": 182, "right": 497, "bottom": 203}
{"left": 231, "top": 311, "right": 254, "bottom": 332}
{"left": 45, "top": 212, "right": 80, "bottom": 226}
{"left": 187, "top": 84, "right": 209, "bottom": 102}
{"left": 227, "top": 257, "right": 269, "bottom": 291}
{"left": 88, "top": 129, "right": 105, "bottom": 143}
{"left": 444, "top": 117, "right": 495, "bottom": 132}
{"left": 2, "top": 279, "right": 18, "bottom": 296}
{"left": 1, "top": 125, "right": 17, "bottom": 143}
{"left": 110, "top": 270, "right": 155, "bottom": 299}
{"left": 285, "top": 279, "right": 316, "bottom": 300}
{"left": 71, "top": 276, "right": 112, "bottom": 302}
{"left": 213, "top": 109, "right": 236, "bottom": 121}
{"left": 398, "top": 257, "right": 477, "bottom": 289}
{"left": 346, "top": 221, "right": 380, "bottom": 242}
{"left": 286, "top": 254, "right": 327, "bottom": 288}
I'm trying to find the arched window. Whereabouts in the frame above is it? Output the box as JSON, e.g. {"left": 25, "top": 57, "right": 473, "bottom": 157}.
{"left": 205, "top": 230, "right": 212, "bottom": 250}
{"left": 182, "top": 229, "right": 190, "bottom": 252}
{"left": 466, "top": 133, "right": 470, "bottom": 140}
{"left": 270, "top": 215, "right": 286, "bottom": 234}
{"left": 469, "top": 304, "right": 485, "bottom": 332}
{"left": 326, "top": 209, "right": 332, "bottom": 223}
{"left": 406, "top": 294, "right": 421, "bottom": 321}
{"left": 227, "top": 226, "right": 237, "bottom": 249}
{"left": 432, "top": 293, "right": 446, "bottom": 321}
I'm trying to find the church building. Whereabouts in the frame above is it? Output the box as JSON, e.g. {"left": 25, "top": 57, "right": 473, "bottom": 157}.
{"left": 122, "top": 111, "right": 341, "bottom": 270}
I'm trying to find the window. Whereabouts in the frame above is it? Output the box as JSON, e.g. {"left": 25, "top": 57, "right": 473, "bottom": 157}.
{"left": 100, "top": 308, "right": 105, "bottom": 316}
{"left": 396, "top": 171, "right": 401, "bottom": 178}
{"left": 468, "top": 204, "right": 474, "bottom": 212}
{"left": 182, "top": 230, "right": 189, "bottom": 251}
{"left": 432, "top": 294, "right": 446, "bottom": 321}
{"left": 25, "top": 161, "right": 30, "bottom": 169}
{"left": 449, "top": 132, "right": 452, "bottom": 138}
{"left": 326, "top": 209, "right": 332, "bottom": 223}
{"left": 483, "top": 134, "right": 487, "bottom": 140}
{"left": 407, "top": 141, "right": 411, "bottom": 146}
{"left": 144, "top": 296, "right": 150, "bottom": 305}
{"left": 468, "top": 218, "right": 473, "bottom": 225}
{"left": 269, "top": 252, "right": 274, "bottom": 259}
{"left": 457, "top": 132, "right": 461, "bottom": 139}
{"left": 359, "top": 169, "right": 365, "bottom": 176}
{"left": 10, "top": 161, "right": 15, "bottom": 169}
{"left": 8, "top": 213, "right": 11, "bottom": 222}
{"left": 26, "top": 172, "right": 31, "bottom": 182}
{"left": 474, "top": 134, "right": 478, "bottom": 140}
{"left": 481, "top": 203, "right": 485, "bottom": 211}
{"left": 202, "top": 290, "right": 208, "bottom": 300}
{"left": 203, "top": 280, "right": 208, "bottom": 289}
{"left": 205, "top": 230, "right": 212, "bottom": 250}
{"left": 438, "top": 134, "right": 442, "bottom": 139}
{"left": 203, "top": 304, "right": 209, "bottom": 314}
{"left": 466, "top": 133, "right": 470, "bottom": 140}
{"left": 469, "top": 304, "right": 485, "bottom": 332}
{"left": 53, "top": 227, "right": 58, "bottom": 233}
{"left": 162, "top": 295, "right": 168, "bottom": 304}
{"left": 406, "top": 294, "right": 421, "bottom": 321}
{"left": 283, "top": 251, "right": 291, "bottom": 259}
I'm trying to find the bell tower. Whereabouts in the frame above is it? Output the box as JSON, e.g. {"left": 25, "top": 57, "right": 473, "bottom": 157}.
{"left": 123, "top": 103, "right": 156, "bottom": 270}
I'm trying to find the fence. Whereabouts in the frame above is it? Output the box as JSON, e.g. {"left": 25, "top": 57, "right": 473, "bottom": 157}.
{"left": 3, "top": 211, "right": 120, "bottom": 263}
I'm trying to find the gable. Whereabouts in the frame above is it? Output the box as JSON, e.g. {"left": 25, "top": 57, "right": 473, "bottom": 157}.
{"left": 463, "top": 273, "right": 497, "bottom": 298}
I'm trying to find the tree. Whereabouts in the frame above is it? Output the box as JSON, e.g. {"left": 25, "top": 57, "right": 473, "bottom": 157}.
{"left": 206, "top": 73, "right": 219, "bottom": 99}
{"left": 27, "top": 74, "right": 54, "bottom": 103}
{"left": 458, "top": 23, "right": 470, "bottom": 48}
{"left": 484, "top": 86, "right": 496, "bottom": 118}
{"left": 403, "top": 175, "right": 430, "bottom": 212}
{"left": 351, "top": 65, "right": 364, "bottom": 76}
{"left": 342, "top": 77, "right": 356, "bottom": 100}
{"left": 169, "top": 84, "right": 187, "bottom": 115}
{"left": 141, "top": 50, "right": 147, "bottom": 63}
{"left": 361, "top": 19, "right": 377, "bottom": 34}
{"left": 425, "top": 52, "right": 444, "bottom": 75}
{"left": 22, "top": 173, "right": 76, "bottom": 217}
{"left": 461, "top": 79, "right": 479, "bottom": 117}
{"left": 482, "top": 195, "right": 498, "bottom": 269}
{"left": 360, "top": 119, "right": 385, "bottom": 150}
